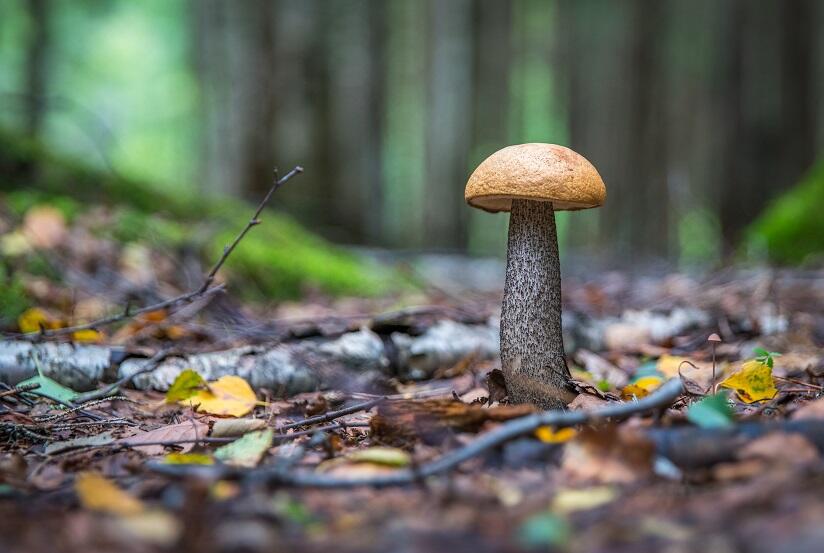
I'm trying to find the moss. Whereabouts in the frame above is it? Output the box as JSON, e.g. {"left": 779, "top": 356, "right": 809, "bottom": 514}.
{"left": 746, "top": 161, "right": 824, "bottom": 264}
{"left": 0, "top": 265, "right": 31, "bottom": 326}
{"left": 0, "top": 128, "right": 402, "bottom": 300}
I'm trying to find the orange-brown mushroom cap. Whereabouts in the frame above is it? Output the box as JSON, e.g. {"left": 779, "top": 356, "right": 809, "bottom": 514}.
{"left": 464, "top": 143, "right": 606, "bottom": 213}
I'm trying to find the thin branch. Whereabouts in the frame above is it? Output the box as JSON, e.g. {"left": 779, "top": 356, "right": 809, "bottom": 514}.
{"left": 5, "top": 166, "right": 303, "bottom": 341}
{"left": 276, "top": 397, "right": 384, "bottom": 432}
{"left": 74, "top": 348, "right": 172, "bottom": 402}
{"left": 147, "top": 379, "right": 685, "bottom": 487}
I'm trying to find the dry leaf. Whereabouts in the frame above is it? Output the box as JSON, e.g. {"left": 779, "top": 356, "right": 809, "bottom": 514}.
{"left": 620, "top": 375, "right": 663, "bottom": 400}
{"left": 18, "top": 307, "right": 61, "bottom": 334}
{"left": 535, "top": 426, "right": 578, "bottom": 443}
{"left": 75, "top": 472, "right": 144, "bottom": 516}
{"left": 187, "top": 375, "right": 258, "bottom": 417}
{"left": 720, "top": 360, "right": 778, "bottom": 403}
{"left": 211, "top": 418, "right": 268, "bottom": 437}
{"left": 22, "top": 205, "right": 67, "bottom": 249}
{"left": 119, "top": 420, "right": 209, "bottom": 456}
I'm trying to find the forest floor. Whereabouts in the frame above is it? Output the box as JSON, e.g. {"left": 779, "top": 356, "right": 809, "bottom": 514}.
{"left": 2, "top": 201, "right": 824, "bottom": 553}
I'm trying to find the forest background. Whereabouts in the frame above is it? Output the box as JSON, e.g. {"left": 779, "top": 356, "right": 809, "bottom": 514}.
{"left": 1, "top": 0, "right": 823, "bottom": 271}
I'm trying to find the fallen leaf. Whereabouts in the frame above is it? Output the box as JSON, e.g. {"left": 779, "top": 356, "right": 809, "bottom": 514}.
{"left": 187, "top": 375, "right": 257, "bottom": 417}
{"left": 214, "top": 428, "right": 274, "bottom": 467}
{"left": 551, "top": 486, "right": 618, "bottom": 514}
{"left": 163, "top": 452, "right": 214, "bottom": 465}
{"left": 18, "top": 373, "right": 78, "bottom": 403}
{"left": 535, "top": 426, "right": 578, "bottom": 443}
{"left": 46, "top": 431, "right": 114, "bottom": 455}
{"left": 517, "top": 512, "right": 569, "bottom": 549}
{"left": 561, "top": 426, "right": 655, "bottom": 484}
{"left": 72, "top": 329, "right": 104, "bottom": 343}
{"left": 720, "top": 360, "right": 778, "bottom": 403}
{"left": 110, "top": 510, "right": 181, "bottom": 547}
{"left": 17, "top": 307, "right": 61, "bottom": 334}
{"left": 166, "top": 369, "right": 206, "bottom": 404}
{"left": 346, "top": 447, "right": 411, "bottom": 467}
{"left": 792, "top": 397, "right": 824, "bottom": 421}
{"left": 119, "top": 420, "right": 209, "bottom": 456}
{"left": 22, "top": 205, "right": 67, "bottom": 249}
{"left": 620, "top": 375, "right": 663, "bottom": 400}
{"left": 211, "top": 418, "right": 268, "bottom": 437}
{"left": 738, "top": 432, "right": 819, "bottom": 467}
{"left": 75, "top": 472, "right": 144, "bottom": 516}
{"left": 686, "top": 393, "right": 734, "bottom": 429}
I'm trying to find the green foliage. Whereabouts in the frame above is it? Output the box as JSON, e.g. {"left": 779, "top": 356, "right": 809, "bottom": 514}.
{"left": 686, "top": 393, "right": 734, "bottom": 429}
{"left": 0, "top": 265, "right": 30, "bottom": 326}
{"left": 517, "top": 512, "right": 570, "bottom": 549}
{"left": 747, "top": 161, "right": 824, "bottom": 264}
{"left": 165, "top": 369, "right": 206, "bottom": 404}
{"left": 0, "top": 129, "right": 400, "bottom": 300}
{"left": 753, "top": 348, "right": 781, "bottom": 369}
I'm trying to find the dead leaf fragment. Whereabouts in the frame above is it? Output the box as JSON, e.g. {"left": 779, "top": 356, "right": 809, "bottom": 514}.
{"left": 22, "top": 205, "right": 67, "bottom": 249}
{"left": 211, "top": 418, "right": 268, "bottom": 437}
{"left": 75, "top": 472, "right": 144, "bottom": 516}
{"left": 120, "top": 420, "right": 209, "bottom": 456}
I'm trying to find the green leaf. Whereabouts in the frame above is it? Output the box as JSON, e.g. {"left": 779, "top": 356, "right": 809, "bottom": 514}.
{"left": 517, "top": 512, "right": 569, "bottom": 549}
{"left": 165, "top": 369, "right": 205, "bottom": 404}
{"left": 687, "top": 393, "right": 734, "bottom": 429}
{"left": 18, "top": 373, "right": 78, "bottom": 404}
{"left": 214, "top": 428, "right": 274, "bottom": 468}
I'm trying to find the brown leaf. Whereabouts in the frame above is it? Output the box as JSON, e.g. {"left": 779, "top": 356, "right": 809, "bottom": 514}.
{"left": 118, "top": 421, "right": 209, "bottom": 456}
{"left": 484, "top": 369, "right": 508, "bottom": 404}
{"left": 370, "top": 399, "right": 534, "bottom": 446}
{"left": 561, "top": 426, "right": 655, "bottom": 484}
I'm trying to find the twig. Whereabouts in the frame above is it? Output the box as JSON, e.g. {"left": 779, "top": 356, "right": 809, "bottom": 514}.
{"left": 276, "top": 398, "right": 384, "bottom": 432}
{"left": 0, "top": 383, "right": 40, "bottom": 399}
{"left": 5, "top": 167, "right": 303, "bottom": 341}
{"left": 148, "top": 379, "right": 685, "bottom": 487}
{"left": 74, "top": 348, "right": 172, "bottom": 402}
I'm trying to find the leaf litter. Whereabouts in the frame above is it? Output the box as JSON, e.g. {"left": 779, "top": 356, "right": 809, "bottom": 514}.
{"left": 3, "top": 203, "right": 824, "bottom": 552}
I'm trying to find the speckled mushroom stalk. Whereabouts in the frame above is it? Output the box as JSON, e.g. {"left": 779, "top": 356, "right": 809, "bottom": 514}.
{"left": 501, "top": 199, "right": 574, "bottom": 409}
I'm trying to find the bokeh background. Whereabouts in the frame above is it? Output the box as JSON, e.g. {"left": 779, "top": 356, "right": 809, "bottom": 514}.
{"left": 2, "top": 0, "right": 824, "bottom": 270}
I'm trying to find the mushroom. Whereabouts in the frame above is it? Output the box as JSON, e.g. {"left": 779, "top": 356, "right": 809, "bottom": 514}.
{"left": 464, "top": 143, "right": 606, "bottom": 409}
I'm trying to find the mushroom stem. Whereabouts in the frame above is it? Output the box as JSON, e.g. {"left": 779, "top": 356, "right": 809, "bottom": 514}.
{"left": 500, "top": 199, "right": 575, "bottom": 409}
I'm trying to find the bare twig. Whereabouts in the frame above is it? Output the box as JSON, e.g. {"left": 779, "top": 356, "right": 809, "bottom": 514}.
{"left": 75, "top": 348, "right": 172, "bottom": 402}
{"left": 276, "top": 397, "right": 384, "bottom": 432}
{"left": 148, "top": 379, "right": 685, "bottom": 487}
{"left": 5, "top": 167, "right": 303, "bottom": 341}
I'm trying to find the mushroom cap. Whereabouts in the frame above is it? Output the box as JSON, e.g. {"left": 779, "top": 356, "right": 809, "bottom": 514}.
{"left": 464, "top": 143, "right": 606, "bottom": 213}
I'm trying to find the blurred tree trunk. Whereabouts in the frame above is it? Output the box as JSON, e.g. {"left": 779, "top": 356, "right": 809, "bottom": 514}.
{"left": 24, "top": 0, "right": 50, "bottom": 139}
{"left": 192, "top": 0, "right": 276, "bottom": 199}
{"left": 719, "top": 0, "right": 816, "bottom": 251}
{"left": 423, "top": 0, "right": 473, "bottom": 250}
{"left": 466, "top": 0, "right": 513, "bottom": 255}
{"left": 324, "top": 0, "right": 385, "bottom": 244}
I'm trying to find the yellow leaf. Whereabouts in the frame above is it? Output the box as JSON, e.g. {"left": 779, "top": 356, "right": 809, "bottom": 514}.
{"left": 18, "top": 307, "right": 61, "bottom": 334}
{"left": 72, "top": 329, "right": 103, "bottom": 343}
{"left": 163, "top": 452, "right": 214, "bottom": 465}
{"left": 552, "top": 486, "right": 618, "bottom": 514}
{"left": 720, "top": 360, "right": 778, "bottom": 403}
{"left": 186, "top": 375, "right": 257, "bottom": 417}
{"left": 620, "top": 375, "right": 663, "bottom": 400}
{"left": 535, "top": 426, "right": 578, "bottom": 443}
{"left": 346, "top": 447, "right": 411, "bottom": 467}
{"left": 75, "top": 472, "right": 144, "bottom": 516}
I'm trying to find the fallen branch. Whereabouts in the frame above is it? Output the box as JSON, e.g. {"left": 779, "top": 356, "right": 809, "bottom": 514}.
{"left": 276, "top": 398, "right": 385, "bottom": 432}
{"left": 5, "top": 166, "right": 303, "bottom": 341}
{"left": 147, "top": 378, "right": 685, "bottom": 487}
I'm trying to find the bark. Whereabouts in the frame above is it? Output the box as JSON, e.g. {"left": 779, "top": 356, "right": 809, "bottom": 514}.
{"left": 501, "top": 200, "right": 574, "bottom": 409}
